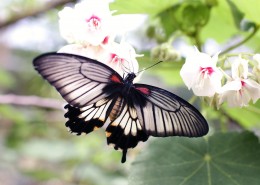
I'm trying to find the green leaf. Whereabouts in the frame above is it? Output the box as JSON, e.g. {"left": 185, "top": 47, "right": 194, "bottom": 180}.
{"left": 226, "top": 0, "right": 244, "bottom": 29}
{"left": 158, "top": 5, "right": 179, "bottom": 38}
{"left": 232, "top": 0, "right": 260, "bottom": 24}
{"left": 201, "top": 0, "right": 238, "bottom": 42}
{"left": 110, "top": 0, "right": 179, "bottom": 16}
{"left": 180, "top": 2, "right": 210, "bottom": 34}
{"left": 222, "top": 101, "right": 260, "bottom": 128}
{"left": 227, "top": 0, "right": 256, "bottom": 31}
{"left": 158, "top": 1, "right": 210, "bottom": 37}
{"left": 129, "top": 132, "right": 260, "bottom": 185}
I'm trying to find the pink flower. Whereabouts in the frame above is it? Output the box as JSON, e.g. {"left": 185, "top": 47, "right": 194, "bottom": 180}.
{"left": 180, "top": 48, "right": 222, "bottom": 97}
{"left": 58, "top": 0, "right": 114, "bottom": 46}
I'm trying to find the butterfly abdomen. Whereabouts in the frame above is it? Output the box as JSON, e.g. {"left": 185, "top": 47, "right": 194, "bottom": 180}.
{"left": 109, "top": 97, "right": 124, "bottom": 121}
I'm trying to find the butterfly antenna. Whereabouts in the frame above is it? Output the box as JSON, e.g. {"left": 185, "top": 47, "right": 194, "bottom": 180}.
{"left": 136, "top": 60, "right": 163, "bottom": 74}
{"left": 129, "top": 49, "right": 135, "bottom": 73}
{"left": 120, "top": 60, "right": 131, "bottom": 77}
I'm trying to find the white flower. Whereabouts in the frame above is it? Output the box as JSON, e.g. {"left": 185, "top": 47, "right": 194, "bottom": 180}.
{"left": 100, "top": 41, "right": 140, "bottom": 76}
{"left": 58, "top": 44, "right": 109, "bottom": 60}
{"left": 58, "top": 41, "right": 140, "bottom": 77}
{"left": 218, "top": 79, "right": 260, "bottom": 107}
{"left": 57, "top": 0, "right": 142, "bottom": 77}
{"left": 231, "top": 57, "right": 248, "bottom": 79}
{"left": 253, "top": 54, "right": 260, "bottom": 82}
{"left": 180, "top": 48, "right": 222, "bottom": 97}
{"left": 58, "top": 0, "right": 114, "bottom": 46}
{"left": 218, "top": 57, "right": 260, "bottom": 107}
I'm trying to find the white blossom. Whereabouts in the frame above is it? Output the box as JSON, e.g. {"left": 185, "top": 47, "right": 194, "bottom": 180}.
{"left": 218, "top": 57, "right": 260, "bottom": 107}
{"left": 101, "top": 41, "right": 140, "bottom": 76}
{"left": 58, "top": 44, "right": 109, "bottom": 60}
{"left": 57, "top": 0, "right": 141, "bottom": 76}
{"left": 253, "top": 54, "right": 260, "bottom": 82}
{"left": 58, "top": 0, "right": 114, "bottom": 46}
{"left": 180, "top": 48, "right": 222, "bottom": 97}
{"left": 58, "top": 41, "right": 140, "bottom": 77}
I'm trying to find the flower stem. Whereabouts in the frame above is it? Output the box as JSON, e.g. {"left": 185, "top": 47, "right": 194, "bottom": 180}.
{"left": 220, "top": 25, "right": 260, "bottom": 56}
{"left": 194, "top": 29, "right": 202, "bottom": 51}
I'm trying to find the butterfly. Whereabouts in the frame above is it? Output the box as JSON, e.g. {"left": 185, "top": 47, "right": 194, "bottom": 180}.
{"left": 33, "top": 52, "right": 208, "bottom": 163}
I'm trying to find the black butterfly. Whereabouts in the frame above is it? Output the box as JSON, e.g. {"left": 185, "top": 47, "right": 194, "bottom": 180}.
{"left": 33, "top": 52, "right": 208, "bottom": 163}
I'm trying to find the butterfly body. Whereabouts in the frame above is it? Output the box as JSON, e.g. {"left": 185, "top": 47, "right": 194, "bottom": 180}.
{"left": 109, "top": 96, "right": 123, "bottom": 121}
{"left": 33, "top": 52, "right": 208, "bottom": 163}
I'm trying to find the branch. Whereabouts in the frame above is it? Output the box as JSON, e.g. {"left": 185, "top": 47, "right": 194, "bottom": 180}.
{"left": 0, "top": 94, "right": 64, "bottom": 110}
{"left": 0, "top": 0, "right": 75, "bottom": 29}
{"left": 220, "top": 25, "right": 260, "bottom": 55}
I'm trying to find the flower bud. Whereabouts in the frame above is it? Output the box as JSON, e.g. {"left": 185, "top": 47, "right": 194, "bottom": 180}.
{"left": 151, "top": 43, "right": 181, "bottom": 62}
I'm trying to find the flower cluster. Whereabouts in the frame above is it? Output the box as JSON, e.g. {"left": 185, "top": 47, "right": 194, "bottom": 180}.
{"left": 180, "top": 47, "right": 260, "bottom": 108}
{"left": 58, "top": 0, "right": 140, "bottom": 76}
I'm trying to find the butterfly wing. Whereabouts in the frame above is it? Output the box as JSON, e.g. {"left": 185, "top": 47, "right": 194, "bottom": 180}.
{"left": 33, "top": 52, "right": 123, "bottom": 107}
{"left": 33, "top": 52, "right": 208, "bottom": 163}
{"left": 131, "top": 84, "right": 208, "bottom": 137}
{"left": 105, "top": 84, "right": 208, "bottom": 163}
{"left": 34, "top": 53, "right": 124, "bottom": 138}
{"left": 64, "top": 98, "right": 113, "bottom": 135}
{"left": 105, "top": 97, "right": 148, "bottom": 163}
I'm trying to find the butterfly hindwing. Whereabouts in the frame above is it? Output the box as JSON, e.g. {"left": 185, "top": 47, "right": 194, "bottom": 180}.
{"left": 33, "top": 53, "right": 123, "bottom": 107}
{"left": 105, "top": 97, "right": 149, "bottom": 163}
{"left": 64, "top": 98, "right": 113, "bottom": 135}
{"left": 132, "top": 84, "right": 209, "bottom": 137}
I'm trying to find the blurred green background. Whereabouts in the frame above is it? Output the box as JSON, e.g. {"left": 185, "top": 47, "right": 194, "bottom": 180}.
{"left": 0, "top": 1, "right": 129, "bottom": 185}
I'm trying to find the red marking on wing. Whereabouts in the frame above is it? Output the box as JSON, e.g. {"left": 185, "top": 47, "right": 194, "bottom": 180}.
{"left": 110, "top": 74, "right": 122, "bottom": 83}
{"left": 136, "top": 87, "right": 151, "bottom": 95}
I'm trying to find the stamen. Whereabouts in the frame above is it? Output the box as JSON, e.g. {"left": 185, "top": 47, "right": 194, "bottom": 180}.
{"left": 239, "top": 81, "right": 245, "bottom": 96}
{"left": 111, "top": 54, "right": 124, "bottom": 64}
{"left": 86, "top": 15, "right": 101, "bottom": 30}
{"left": 241, "top": 80, "right": 246, "bottom": 87}
{"left": 200, "top": 67, "right": 214, "bottom": 75}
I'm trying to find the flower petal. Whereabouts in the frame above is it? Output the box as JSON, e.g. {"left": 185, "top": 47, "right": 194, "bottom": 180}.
{"left": 180, "top": 48, "right": 222, "bottom": 96}
{"left": 231, "top": 57, "right": 249, "bottom": 79}
{"left": 58, "top": 44, "right": 110, "bottom": 61}
{"left": 58, "top": 0, "right": 114, "bottom": 46}
{"left": 243, "top": 79, "right": 260, "bottom": 103}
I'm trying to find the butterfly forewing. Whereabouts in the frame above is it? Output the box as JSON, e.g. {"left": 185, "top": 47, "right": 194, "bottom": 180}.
{"left": 33, "top": 53, "right": 123, "bottom": 107}
{"left": 132, "top": 84, "right": 208, "bottom": 137}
